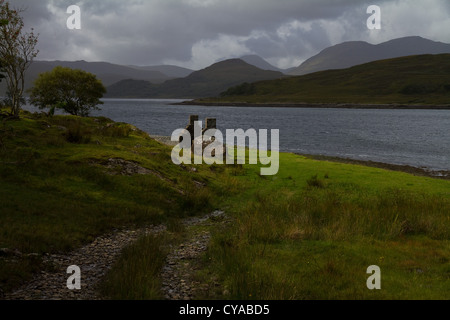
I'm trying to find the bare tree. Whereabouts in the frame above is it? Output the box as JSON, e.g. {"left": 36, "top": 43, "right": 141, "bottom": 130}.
{"left": 0, "top": 0, "right": 38, "bottom": 117}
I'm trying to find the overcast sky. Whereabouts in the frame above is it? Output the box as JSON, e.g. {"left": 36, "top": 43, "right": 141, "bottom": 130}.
{"left": 8, "top": 0, "right": 450, "bottom": 70}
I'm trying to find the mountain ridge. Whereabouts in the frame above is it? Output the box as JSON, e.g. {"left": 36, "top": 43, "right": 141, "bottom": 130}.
{"left": 127, "top": 64, "right": 194, "bottom": 78}
{"left": 239, "top": 55, "right": 285, "bottom": 72}
{"left": 289, "top": 36, "right": 450, "bottom": 75}
{"left": 0, "top": 60, "right": 174, "bottom": 95}
{"left": 3, "top": 36, "right": 450, "bottom": 101}
{"left": 105, "top": 58, "right": 285, "bottom": 99}
{"left": 195, "top": 53, "right": 450, "bottom": 105}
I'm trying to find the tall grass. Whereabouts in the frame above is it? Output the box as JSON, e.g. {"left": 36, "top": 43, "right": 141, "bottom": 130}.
{"left": 64, "top": 120, "right": 92, "bottom": 144}
{"left": 99, "top": 234, "right": 167, "bottom": 300}
{"left": 97, "top": 122, "right": 133, "bottom": 138}
{"left": 227, "top": 188, "right": 449, "bottom": 243}
{"left": 206, "top": 182, "right": 450, "bottom": 299}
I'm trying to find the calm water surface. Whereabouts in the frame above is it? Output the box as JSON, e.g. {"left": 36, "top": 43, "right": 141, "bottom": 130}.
{"left": 25, "top": 99, "right": 450, "bottom": 172}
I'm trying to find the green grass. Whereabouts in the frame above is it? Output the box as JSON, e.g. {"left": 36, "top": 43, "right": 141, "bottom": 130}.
{"left": 1, "top": 108, "right": 449, "bottom": 300}
{"left": 99, "top": 234, "right": 169, "bottom": 300}
{"left": 0, "top": 109, "right": 225, "bottom": 293}
{"left": 197, "top": 54, "right": 450, "bottom": 105}
{"left": 201, "top": 152, "right": 450, "bottom": 300}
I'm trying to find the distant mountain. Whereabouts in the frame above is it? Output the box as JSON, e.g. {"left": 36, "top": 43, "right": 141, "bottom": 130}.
{"left": 204, "top": 53, "right": 450, "bottom": 105}
{"left": 105, "top": 59, "right": 285, "bottom": 99}
{"left": 128, "top": 65, "right": 194, "bottom": 78}
{"left": 0, "top": 60, "right": 172, "bottom": 96}
{"left": 239, "top": 55, "right": 285, "bottom": 73}
{"left": 289, "top": 36, "right": 450, "bottom": 75}
{"left": 34, "top": 60, "right": 172, "bottom": 86}
{"left": 105, "top": 80, "right": 155, "bottom": 99}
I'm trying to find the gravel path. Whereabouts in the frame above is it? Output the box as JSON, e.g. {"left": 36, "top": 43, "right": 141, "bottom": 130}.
{"left": 3, "top": 225, "right": 166, "bottom": 300}
{"left": 3, "top": 211, "right": 228, "bottom": 300}
{"left": 161, "top": 210, "right": 228, "bottom": 300}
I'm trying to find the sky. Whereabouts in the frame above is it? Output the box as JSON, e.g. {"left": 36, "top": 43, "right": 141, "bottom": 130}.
{"left": 7, "top": 0, "right": 450, "bottom": 70}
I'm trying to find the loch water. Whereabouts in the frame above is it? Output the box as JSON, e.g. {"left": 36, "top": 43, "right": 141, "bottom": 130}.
{"left": 25, "top": 99, "right": 450, "bottom": 172}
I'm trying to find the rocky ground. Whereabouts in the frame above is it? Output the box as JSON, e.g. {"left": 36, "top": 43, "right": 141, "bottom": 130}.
{"left": 161, "top": 210, "right": 229, "bottom": 300}
{"left": 2, "top": 211, "right": 228, "bottom": 301}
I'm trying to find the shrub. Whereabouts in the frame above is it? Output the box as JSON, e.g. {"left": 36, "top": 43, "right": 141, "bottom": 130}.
{"left": 103, "top": 124, "right": 132, "bottom": 138}
{"left": 306, "top": 174, "right": 326, "bottom": 188}
{"left": 400, "top": 83, "right": 440, "bottom": 95}
{"left": 64, "top": 120, "right": 91, "bottom": 144}
{"left": 220, "top": 82, "right": 256, "bottom": 97}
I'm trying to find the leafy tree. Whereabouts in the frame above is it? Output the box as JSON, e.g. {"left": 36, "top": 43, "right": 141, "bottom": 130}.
{"left": 29, "top": 66, "right": 107, "bottom": 117}
{"left": 0, "top": 0, "right": 39, "bottom": 116}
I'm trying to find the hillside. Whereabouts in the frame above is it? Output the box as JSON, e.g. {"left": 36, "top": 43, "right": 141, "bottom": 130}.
{"left": 0, "top": 60, "right": 172, "bottom": 95}
{"left": 239, "top": 55, "right": 285, "bottom": 73}
{"left": 196, "top": 54, "right": 450, "bottom": 105}
{"left": 289, "top": 36, "right": 450, "bottom": 76}
{"left": 0, "top": 109, "right": 226, "bottom": 295}
{"left": 105, "top": 59, "right": 285, "bottom": 98}
{"left": 128, "top": 65, "right": 194, "bottom": 78}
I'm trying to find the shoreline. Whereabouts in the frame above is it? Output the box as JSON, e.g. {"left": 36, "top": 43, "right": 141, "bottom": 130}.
{"left": 173, "top": 101, "right": 450, "bottom": 110}
{"left": 149, "top": 135, "right": 450, "bottom": 180}
{"left": 298, "top": 153, "right": 450, "bottom": 180}
{"left": 149, "top": 135, "right": 178, "bottom": 146}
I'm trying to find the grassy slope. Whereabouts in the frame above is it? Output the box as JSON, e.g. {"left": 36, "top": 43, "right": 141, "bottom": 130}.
{"left": 1, "top": 110, "right": 449, "bottom": 299}
{"left": 0, "top": 110, "right": 227, "bottom": 293}
{"left": 197, "top": 54, "right": 450, "bottom": 105}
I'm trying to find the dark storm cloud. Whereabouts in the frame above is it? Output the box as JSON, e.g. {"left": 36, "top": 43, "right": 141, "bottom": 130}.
{"left": 6, "top": 0, "right": 450, "bottom": 69}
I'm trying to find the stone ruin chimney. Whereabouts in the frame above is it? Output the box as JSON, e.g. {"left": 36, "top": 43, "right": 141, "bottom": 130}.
{"left": 179, "top": 115, "right": 199, "bottom": 144}
{"left": 181, "top": 115, "right": 225, "bottom": 159}
{"left": 204, "top": 118, "right": 217, "bottom": 131}
{"left": 180, "top": 115, "right": 217, "bottom": 142}
{"left": 203, "top": 118, "right": 217, "bottom": 141}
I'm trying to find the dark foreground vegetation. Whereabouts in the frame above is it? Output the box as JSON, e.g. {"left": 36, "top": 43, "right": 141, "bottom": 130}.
{"left": 0, "top": 109, "right": 448, "bottom": 299}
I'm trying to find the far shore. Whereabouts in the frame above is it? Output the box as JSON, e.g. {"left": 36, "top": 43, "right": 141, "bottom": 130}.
{"left": 173, "top": 101, "right": 450, "bottom": 110}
